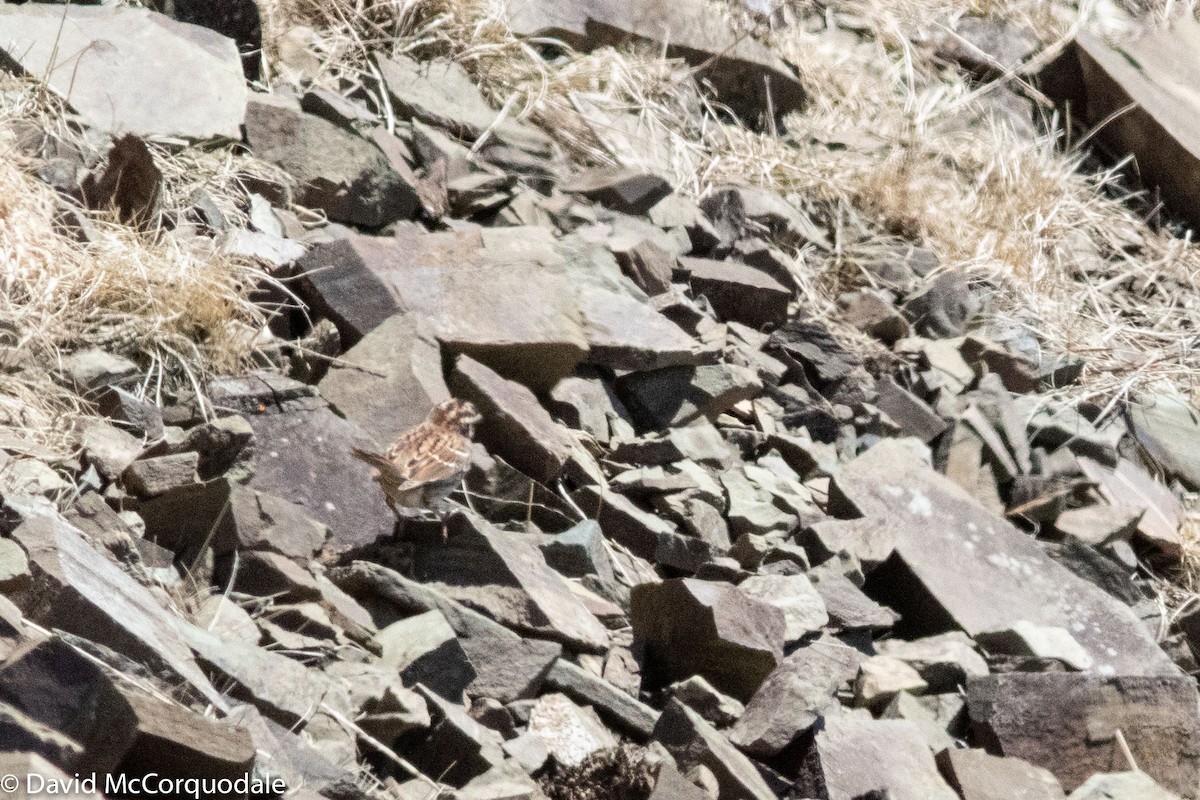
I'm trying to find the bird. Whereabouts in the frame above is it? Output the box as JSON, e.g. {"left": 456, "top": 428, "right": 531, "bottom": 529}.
{"left": 350, "top": 398, "right": 482, "bottom": 518}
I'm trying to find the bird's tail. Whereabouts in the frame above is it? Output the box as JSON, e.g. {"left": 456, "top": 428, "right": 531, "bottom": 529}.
{"left": 350, "top": 447, "right": 392, "bottom": 472}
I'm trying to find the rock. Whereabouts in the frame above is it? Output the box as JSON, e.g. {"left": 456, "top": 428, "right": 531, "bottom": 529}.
{"left": 506, "top": 0, "right": 803, "bottom": 126}
{"left": 631, "top": 578, "right": 785, "bottom": 702}
{"left": 451, "top": 355, "right": 575, "bottom": 484}
{"left": 874, "top": 375, "right": 949, "bottom": 443}
{"left": 240, "top": 395, "right": 395, "bottom": 552}
{"left": 377, "top": 55, "right": 523, "bottom": 141}
{"left": 528, "top": 693, "right": 618, "bottom": 768}
{"left": 58, "top": 349, "right": 140, "bottom": 395}
{"left": 544, "top": 658, "right": 659, "bottom": 740}
{"left": 409, "top": 686, "right": 507, "bottom": 786}
{"left": 795, "top": 713, "right": 960, "bottom": 800}
{"left": 1053, "top": 504, "right": 1143, "bottom": 547}
{"left": 0, "top": 638, "right": 137, "bottom": 773}
{"left": 182, "top": 627, "right": 332, "bottom": 728}
{"left": 192, "top": 595, "right": 259, "bottom": 647}
{"left": 811, "top": 572, "right": 899, "bottom": 633}
{"left": 936, "top": 748, "right": 1065, "bottom": 800}
{"left": 324, "top": 661, "right": 431, "bottom": 745}
{"left": 967, "top": 673, "right": 1200, "bottom": 795}
{"left": 96, "top": 386, "right": 165, "bottom": 440}
{"left": 680, "top": 256, "right": 791, "bottom": 328}
{"left": 617, "top": 364, "right": 762, "bottom": 430}
{"left": 0, "top": 539, "right": 30, "bottom": 594}
{"left": 0, "top": 5, "right": 247, "bottom": 139}
{"left": 960, "top": 337, "right": 1040, "bottom": 394}
{"left": 375, "top": 610, "right": 477, "bottom": 702}
{"left": 611, "top": 236, "right": 676, "bottom": 297}
{"left": 296, "top": 229, "right": 701, "bottom": 387}
{"left": 1067, "top": 771, "right": 1182, "bottom": 800}
{"left": 331, "top": 561, "right": 562, "bottom": 703}
{"left": 902, "top": 270, "right": 977, "bottom": 338}
{"left": 842, "top": 291, "right": 910, "bottom": 344}
{"left": 880, "top": 692, "right": 964, "bottom": 752}
{"left": 563, "top": 166, "right": 674, "bottom": 215}
{"left": 181, "top": 415, "right": 254, "bottom": 479}
{"left": 318, "top": 314, "right": 450, "bottom": 445}
{"left": 736, "top": 574, "right": 828, "bottom": 645}
{"left": 161, "top": 0, "right": 263, "bottom": 80}
{"left": 577, "top": 486, "right": 714, "bottom": 573}
{"left": 539, "top": 520, "right": 619, "bottom": 586}
{"left": 799, "top": 516, "right": 897, "bottom": 572}
{"left": 0, "top": 457, "right": 68, "bottom": 502}
{"left": 833, "top": 439, "right": 1175, "bottom": 675}
{"left": 456, "top": 760, "right": 542, "bottom": 799}
{"left": 977, "top": 621, "right": 1093, "bottom": 671}
{"left": 9, "top": 515, "right": 225, "bottom": 709}
{"left": 669, "top": 676, "right": 744, "bottom": 728}
{"left": 876, "top": 632, "right": 988, "bottom": 693}
{"left": 122, "top": 452, "right": 199, "bottom": 497}
{"left": 855, "top": 655, "right": 928, "bottom": 711}
{"left": 1078, "top": 457, "right": 1182, "bottom": 555}
{"left": 116, "top": 687, "right": 256, "bottom": 784}
{"left": 244, "top": 94, "right": 418, "bottom": 227}
{"left": 413, "top": 513, "right": 609, "bottom": 653}
{"left": 1126, "top": 393, "right": 1200, "bottom": 490}
{"left": 653, "top": 700, "right": 777, "bottom": 800}
{"left": 767, "top": 320, "right": 868, "bottom": 400}
{"left": 547, "top": 370, "right": 627, "bottom": 444}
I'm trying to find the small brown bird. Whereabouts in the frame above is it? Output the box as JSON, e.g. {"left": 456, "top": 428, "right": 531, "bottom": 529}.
{"left": 351, "top": 398, "right": 482, "bottom": 516}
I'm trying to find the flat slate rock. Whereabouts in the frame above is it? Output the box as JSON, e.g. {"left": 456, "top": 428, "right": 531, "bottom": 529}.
{"left": 967, "top": 673, "right": 1200, "bottom": 796}
{"left": 0, "top": 5, "right": 247, "bottom": 139}
{"left": 834, "top": 439, "right": 1176, "bottom": 676}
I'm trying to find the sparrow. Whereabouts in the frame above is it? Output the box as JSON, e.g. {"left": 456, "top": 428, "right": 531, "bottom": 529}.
{"left": 351, "top": 398, "right": 482, "bottom": 517}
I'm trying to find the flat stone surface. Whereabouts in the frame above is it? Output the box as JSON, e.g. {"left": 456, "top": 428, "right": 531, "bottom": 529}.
{"left": 681, "top": 256, "right": 791, "bottom": 328}
{"left": 117, "top": 688, "right": 256, "bottom": 781}
{"left": 1128, "top": 393, "right": 1200, "bottom": 491}
{"left": 544, "top": 658, "right": 659, "bottom": 740}
{"left": 736, "top": 574, "right": 828, "bottom": 644}
{"left": 730, "top": 635, "right": 862, "bottom": 756}
{"left": 835, "top": 438, "right": 1176, "bottom": 675}
{"left": 374, "top": 610, "right": 477, "bottom": 702}
{"left": 1067, "top": 771, "right": 1182, "bottom": 800}
{"left": 796, "top": 712, "right": 959, "bottom": 800}
{"left": 967, "top": 672, "right": 1200, "bottom": 796}
{"left": 632, "top": 578, "right": 785, "bottom": 702}
{"left": 936, "top": 748, "right": 1066, "bottom": 800}
{"left": 9, "top": 515, "right": 225, "bottom": 710}
{"left": 0, "top": 5, "right": 247, "bottom": 139}
{"left": 653, "top": 700, "right": 777, "bottom": 800}
{"left": 528, "top": 693, "right": 617, "bottom": 768}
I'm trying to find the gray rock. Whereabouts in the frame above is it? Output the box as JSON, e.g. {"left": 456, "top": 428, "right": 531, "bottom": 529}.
{"left": 653, "top": 700, "right": 777, "bottom": 800}
{"left": 244, "top": 94, "right": 418, "bottom": 227}
{"left": 544, "top": 658, "right": 659, "bottom": 740}
{"left": 976, "top": 621, "right": 1093, "bottom": 671}
{"left": 58, "top": 349, "right": 140, "bottom": 395}
{"left": 563, "top": 166, "right": 673, "bottom": 215}
{"left": 0, "top": 5, "right": 247, "bottom": 139}
{"left": 799, "top": 516, "right": 898, "bottom": 572}
{"left": 874, "top": 375, "right": 949, "bottom": 443}
{"left": 1127, "top": 393, "right": 1200, "bottom": 490}
{"left": 832, "top": 439, "right": 1176, "bottom": 675}
{"left": 810, "top": 572, "right": 900, "bottom": 632}
{"left": 506, "top": 0, "right": 803, "bottom": 126}
{"left": 375, "top": 610, "right": 477, "bottom": 702}
{"left": 795, "top": 712, "right": 960, "bottom": 800}
{"left": 529, "top": 693, "right": 617, "bottom": 768}
{"left": 1077, "top": 457, "right": 1182, "bottom": 555}
{"left": 681, "top": 256, "right": 791, "bottom": 328}
{"left": 880, "top": 692, "right": 963, "bottom": 753}
{"left": 80, "top": 421, "right": 143, "bottom": 482}
{"left": 736, "top": 574, "right": 828, "bottom": 645}
{"left": 322, "top": 661, "right": 431, "bottom": 744}
{"left": 618, "top": 364, "right": 762, "bottom": 430}
{"left": 122, "top": 452, "right": 199, "bottom": 497}
{"left": 669, "top": 676, "right": 744, "bottom": 728}
{"left": 854, "top": 655, "right": 928, "bottom": 711}
{"left": 1067, "top": 771, "right": 1181, "bottom": 800}
{"left": 631, "top": 578, "right": 785, "bottom": 702}
{"left": 902, "top": 270, "right": 978, "bottom": 338}
{"left": 936, "top": 747, "right": 1065, "bottom": 800}
{"left": 967, "top": 673, "right": 1200, "bottom": 795}
{"left": 576, "top": 486, "right": 714, "bottom": 573}
{"left": 876, "top": 632, "right": 988, "bottom": 693}
{"left": 409, "top": 686, "right": 507, "bottom": 786}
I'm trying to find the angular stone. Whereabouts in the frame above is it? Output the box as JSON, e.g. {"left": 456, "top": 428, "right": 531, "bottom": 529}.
{"left": 116, "top": 687, "right": 256, "bottom": 782}
{"left": 378, "top": 55, "right": 513, "bottom": 141}
{"left": 577, "top": 487, "right": 713, "bottom": 573}
{"left": 811, "top": 573, "right": 899, "bottom": 633}
{"left": 539, "top": 520, "right": 618, "bottom": 585}
{"left": 936, "top": 748, "right": 1065, "bottom": 800}
{"left": 681, "top": 256, "right": 790, "bottom": 328}
{"left": 242, "top": 399, "right": 396, "bottom": 551}
{"left": 451, "top": 355, "right": 575, "bottom": 484}
{"left": 1067, "top": 771, "right": 1182, "bottom": 800}
{"left": 80, "top": 421, "right": 143, "bottom": 483}
{"left": 0, "top": 5, "right": 247, "bottom": 139}
{"left": 322, "top": 660, "right": 431, "bottom": 745}
{"left": 977, "top": 621, "right": 1093, "bottom": 671}
{"left": 795, "top": 713, "right": 959, "bottom": 800}
{"left": 1127, "top": 393, "right": 1200, "bottom": 490}
{"left": 244, "top": 94, "right": 418, "bottom": 227}
{"left": 413, "top": 514, "right": 609, "bottom": 653}
{"left": 800, "top": 516, "right": 898, "bottom": 572}
{"left": 563, "top": 166, "right": 673, "bottom": 215}
{"left": 618, "top": 364, "right": 762, "bottom": 430}
{"left": 528, "top": 693, "right": 617, "bottom": 768}
{"left": 1078, "top": 456, "right": 1183, "bottom": 556}
{"left": 375, "top": 610, "right": 477, "bottom": 702}
{"left": 58, "top": 349, "right": 139, "bottom": 395}
{"left": 903, "top": 271, "right": 977, "bottom": 338}
{"left": 855, "top": 655, "right": 928, "bottom": 711}
{"left": 842, "top": 291, "right": 910, "bottom": 345}
{"left": 835, "top": 439, "right": 1176, "bottom": 675}
{"left": 653, "top": 700, "right": 776, "bottom": 800}
{"left": 544, "top": 658, "right": 659, "bottom": 741}
{"left": 880, "top": 692, "right": 963, "bottom": 753}
{"left": 506, "top": 0, "right": 803, "bottom": 126}
{"left": 9, "top": 516, "right": 224, "bottom": 709}
{"left": 612, "top": 236, "right": 676, "bottom": 297}
{"left": 669, "top": 676, "right": 744, "bottom": 728}
{"left": 122, "top": 452, "right": 199, "bottom": 497}
{"left": 330, "top": 561, "right": 561, "bottom": 703}
{"left": 318, "top": 313, "right": 450, "bottom": 446}
{"left": 1054, "top": 504, "right": 1143, "bottom": 547}
{"left": 967, "top": 673, "right": 1200, "bottom": 795}
{"left": 736, "top": 574, "right": 828, "bottom": 645}
{"left": 874, "top": 375, "right": 949, "bottom": 443}
{"left": 0, "top": 638, "right": 137, "bottom": 774}
{"left": 410, "top": 686, "right": 507, "bottom": 786}
{"left": 631, "top": 578, "right": 785, "bottom": 702}
{"left": 876, "top": 632, "right": 988, "bottom": 693}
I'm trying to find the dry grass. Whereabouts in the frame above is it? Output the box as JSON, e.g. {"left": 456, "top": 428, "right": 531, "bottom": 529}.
{"left": 0, "top": 76, "right": 284, "bottom": 439}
